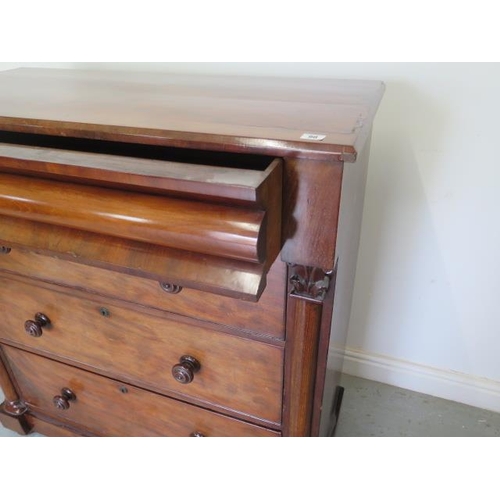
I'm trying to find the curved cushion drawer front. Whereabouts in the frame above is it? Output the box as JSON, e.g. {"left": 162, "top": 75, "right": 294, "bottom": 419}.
{"left": 0, "top": 276, "right": 284, "bottom": 425}
{"left": 0, "top": 146, "right": 282, "bottom": 300}
{"left": 0, "top": 248, "right": 286, "bottom": 339}
{"left": 0, "top": 173, "right": 265, "bottom": 263}
{"left": 1, "top": 346, "right": 280, "bottom": 437}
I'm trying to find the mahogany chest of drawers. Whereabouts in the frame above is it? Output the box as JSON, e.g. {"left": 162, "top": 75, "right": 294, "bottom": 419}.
{"left": 0, "top": 68, "right": 383, "bottom": 437}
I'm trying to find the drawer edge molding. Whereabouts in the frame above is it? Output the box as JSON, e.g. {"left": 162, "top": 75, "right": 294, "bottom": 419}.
{"left": 1, "top": 338, "right": 283, "bottom": 430}
{"left": 0, "top": 249, "right": 287, "bottom": 339}
{"left": 0, "top": 156, "right": 282, "bottom": 299}
{"left": 3, "top": 346, "right": 281, "bottom": 437}
{"left": 0, "top": 268, "right": 286, "bottom": 344}
{"left": 0, "top": 216, "right": 267, "bottom": 300}
{"left": 0, "top": 172, "right": 266, "bottom": 264}
{"left": 0, "top": 276, "right": 284, "bottom": 424}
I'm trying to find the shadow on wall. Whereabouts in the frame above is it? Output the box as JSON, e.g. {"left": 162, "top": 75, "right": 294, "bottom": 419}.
{"left": 347, "top": 80, "right": 467, "bottom": 372}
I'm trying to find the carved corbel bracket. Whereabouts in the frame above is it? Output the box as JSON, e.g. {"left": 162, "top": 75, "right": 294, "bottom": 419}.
{"left": 289, "top": 265, "right": 333, "bottom": 301}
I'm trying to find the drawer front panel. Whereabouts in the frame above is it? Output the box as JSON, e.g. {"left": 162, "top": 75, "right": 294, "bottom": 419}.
{"left": 0, "top": 248, "right": 286, "bottom": 339}
{"left": 0, "top": 172, "right": 265, "bottom": 263}
{"left": 2, "top": 346, "right": 279, "bottom": 437}
{"left": 0, "top": 147, "right": 282, "bottom": 301}
{"left": 0, "top": 276, "right": 283, "bottom": 423}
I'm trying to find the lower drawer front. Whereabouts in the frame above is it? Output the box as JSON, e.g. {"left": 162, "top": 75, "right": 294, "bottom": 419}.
{"left": 0, "top": 276, "right": 283, "bottom": 423}
{"left": 3, "top": 346, "right": 279, "bottom": 437}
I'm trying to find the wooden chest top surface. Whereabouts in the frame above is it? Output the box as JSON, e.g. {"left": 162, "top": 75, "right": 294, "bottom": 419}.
{"left": 0, "top": 68, "right": 384, "bottom": 160}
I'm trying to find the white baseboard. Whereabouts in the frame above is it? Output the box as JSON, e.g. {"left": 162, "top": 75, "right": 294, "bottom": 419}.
{"left": 332, "top": 347, "right": 500, "bottom": 414}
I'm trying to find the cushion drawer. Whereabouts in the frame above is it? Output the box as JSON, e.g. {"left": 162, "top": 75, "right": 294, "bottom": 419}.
{"left": 0, "top": 145, "right": 283, "bottom": 300}
{"left": 0, "top": 276, "right": 283, "bottom": 424}
{"left": 2, "top": 346, "right": 279, "bottom": 437}
{"left": 0, "top": 247, "right": 286, "bottom": 339}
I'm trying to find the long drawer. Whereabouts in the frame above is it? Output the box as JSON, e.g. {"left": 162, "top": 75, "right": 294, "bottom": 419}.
{"left": 0, "top": 143, "right": 283, "bottom": 300}
{"left": 0, "top": 247, "right": 286, "bottom": 339}
{"left": 2, "top": 346, "right": 279, "bottom": 437}
{"left": 0, "top": 275, "right": 284, "bottom": 424}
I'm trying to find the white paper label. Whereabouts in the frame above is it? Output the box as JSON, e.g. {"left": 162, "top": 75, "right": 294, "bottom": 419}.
{"left": 300, "top": 133, "right": 326, "bottom": 141}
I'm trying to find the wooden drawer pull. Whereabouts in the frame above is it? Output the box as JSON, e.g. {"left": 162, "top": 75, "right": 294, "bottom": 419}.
{"left": 171, "top": 355, "right": 201, "bottom": 384}
{"left": 159, "top": 282, "right": 183, "bottom": 294}
{"left": 53, "top": 387, "right": 76, "bottom": 410}
{"left": 24, "top": 312, "right": 51, "bottom": 337}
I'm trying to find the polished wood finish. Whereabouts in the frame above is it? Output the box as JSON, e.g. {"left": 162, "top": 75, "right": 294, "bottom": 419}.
{"left": 0, "top": 148, "right": 282, "bottom": 300}
{"left": 0, "top": 214, "right": 268, "bottom": 300}
{"left": 0, "top": 141, "right": 279, "bottom": 205}
{"left": 281, "top": 158, "right": 343, "bottom": 269}
{"left": 3, "top": 346, "right": 279, "bottom": 437}
{"left": 283, "top": 266, "right": 330, "bottom": 436}
{"left": 0, "top": 348, "right": 25, "bottom": 412}
{"left": 0, "top": 172, "right": 267, "bottom": 263}
{"left": 0, "top": 405, "right": 30, "bottom": 434}
{"left": 310, "top": 266, "right": 337, "bottom": 435}
{"left": 317, "top": 135, "right": 374, "bottom": 436}
{"left": 0, "top": 68, "right": 384, "bottom": 161}
{"left": 0, "top": 248, "right": 286, "bottom": 339}
{"left": 24, "top": 416, "right": 84, "bottom": 437}
{"left": 0, "top": 347, "right": 31, "bottom": 433}
{"left": 0, "top": 275, "right": 284, "bottom": 424}
{"left": 0, "top": 69, "right": 383, "bottom": 437}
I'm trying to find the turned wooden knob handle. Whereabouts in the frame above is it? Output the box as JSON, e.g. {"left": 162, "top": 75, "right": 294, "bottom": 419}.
{"left": 24, "top": 312, "right": 51, "bottom": 337}
{"left": 172, "top": 355, "right": 201, "bottom": 384}
{"left": 159, "top": 282, "right": 183, "bottom": 294}
{"left": 53, "top": 387, "right": 76, "bottom": 410}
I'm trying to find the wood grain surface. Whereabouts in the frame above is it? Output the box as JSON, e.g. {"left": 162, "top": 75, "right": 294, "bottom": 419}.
{"left": 281, "top": 158, "right": 344, "bottom": 270}
{"left": 3, "top": 346, "right": 280, "bottom": 437}
{"left": 0, "top": 276, "right": 284, "bottom": 424}
{"left": 0, "top": 69, "right": 384, "bottom": 437}
{"left": 0, "top": 214, "right": 268, "bottom": 300}
{"left": 0, "top": 247, "right": 286, "bottom": 339}
{"left": 0, "top": 68, "right": 384, "bottom": 161}
{"left": 0, "top": 172, "right": 266, "bottom": 264}
{"left": 283, "top": 293, "right": 323, "bottom": 436}
{"left": 0, "top": 141, "right": 278, "bottom": 205}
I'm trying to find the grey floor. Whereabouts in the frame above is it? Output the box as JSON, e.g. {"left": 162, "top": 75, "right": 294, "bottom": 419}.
{"left": 2, "top": 374, "right": 500, "bottom": 437}
{"left": 335, "top": 374, "right": 500, "bottom": 437}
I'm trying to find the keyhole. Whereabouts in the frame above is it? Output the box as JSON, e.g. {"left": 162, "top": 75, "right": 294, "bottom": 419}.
{"left": 99, "top": 307, "right": 110, "bottom": 318}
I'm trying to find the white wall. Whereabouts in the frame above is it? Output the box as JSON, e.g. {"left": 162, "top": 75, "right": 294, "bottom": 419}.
{"left": 1, "top": 62, "right": 499, "bottom": 411}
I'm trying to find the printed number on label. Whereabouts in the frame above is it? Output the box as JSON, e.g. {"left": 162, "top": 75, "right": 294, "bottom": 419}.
{"left": 300, "top": 133, "right": 326, "bottom": 141}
